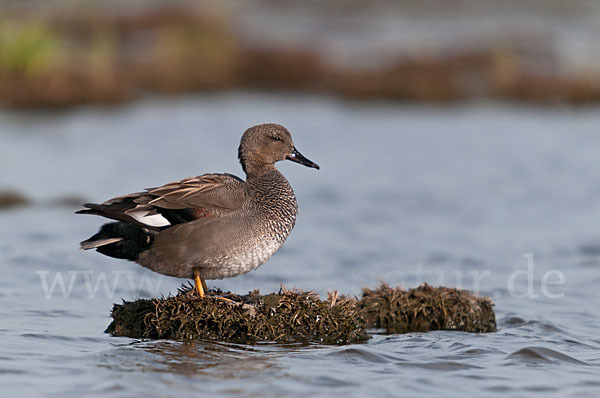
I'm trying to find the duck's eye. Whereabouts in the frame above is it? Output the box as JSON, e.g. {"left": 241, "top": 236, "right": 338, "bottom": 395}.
{"left": 271, "top": 136, "right": 281, "bottom": 141}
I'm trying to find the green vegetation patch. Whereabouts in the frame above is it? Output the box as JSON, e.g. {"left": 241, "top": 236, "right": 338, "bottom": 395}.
{"left": 0, "top": 21, "right": 64, "bottom": 77}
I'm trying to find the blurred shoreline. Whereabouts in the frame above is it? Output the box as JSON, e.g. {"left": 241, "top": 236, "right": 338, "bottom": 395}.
{"left": 1, "top": 0, "right": 600, "bottom": 108}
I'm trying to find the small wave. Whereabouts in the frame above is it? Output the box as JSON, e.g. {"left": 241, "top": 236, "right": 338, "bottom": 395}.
{"left": 21, "top": 333, "right": 74, "bottom": 341}
{"left": 579, "top": 243, "right": 600, "bottom": 256}
{"left": 396, "top": 361, "right": 482, "bottom": 371}
{"left": 326, "top": 346, "right": 406, "bottom": 364}
{"left": 500, "top": 316, "right": 526, "bottom": 326}
{"left": 308, "top": 375, "right": 359, "bottom": 388}
{"left": 460, "top": 348, "right": 505, "bottom": 357}
{"left": 0, "top": 368, "right": 26, "bottom": 375}
{"left": 500, "top": 317, "right": 566, "bottom": 334}
{"left": 24, "top": 309, "right": 84, "bottom": 318}
{"left": 507, "top": 346, "right": 588, "bottom": 366}
{"left": 20, "top": 333, "right": 106, "bottom": 344}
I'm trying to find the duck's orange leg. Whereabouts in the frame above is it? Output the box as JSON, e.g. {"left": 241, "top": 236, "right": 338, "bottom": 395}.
{"left": 194, "top": 270, "right": 234, "bottom": 302}
{"left": 194, "top": 269, "right": 205, "bottom": 298}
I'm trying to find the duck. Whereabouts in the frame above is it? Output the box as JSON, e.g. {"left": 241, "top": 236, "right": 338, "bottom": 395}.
{"left": 77, "top": 123, "right": 319, "bottom": 297}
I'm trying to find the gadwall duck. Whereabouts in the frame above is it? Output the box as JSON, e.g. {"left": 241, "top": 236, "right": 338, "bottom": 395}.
{"left": 77, "top": 123, "right": 319, "bottom": 297}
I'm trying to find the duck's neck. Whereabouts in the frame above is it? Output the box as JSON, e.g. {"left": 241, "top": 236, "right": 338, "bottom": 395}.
{"left": 242, "top": 161, "right": 278, "bottom": 180}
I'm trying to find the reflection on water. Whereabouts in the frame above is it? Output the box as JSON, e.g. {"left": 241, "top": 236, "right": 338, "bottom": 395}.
{"left": 1, "top": 93, "right": 600, "bottom": 397}
{"left": 99, "top": 341, "right": 284, "bottom": 377}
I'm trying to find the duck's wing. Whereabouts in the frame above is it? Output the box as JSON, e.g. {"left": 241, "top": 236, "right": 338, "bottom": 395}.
{"left": 76, "top": 173, "right": 246, "bottom": 230}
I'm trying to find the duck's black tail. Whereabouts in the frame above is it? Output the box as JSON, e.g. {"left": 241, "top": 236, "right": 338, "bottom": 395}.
{"left": 80, "top": 222, "right": 155, "bottom": 261}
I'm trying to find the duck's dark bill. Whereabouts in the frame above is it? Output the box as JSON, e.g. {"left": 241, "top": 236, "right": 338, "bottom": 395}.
{"left": 287, "top": 147, "right": 320, "bottom": 169}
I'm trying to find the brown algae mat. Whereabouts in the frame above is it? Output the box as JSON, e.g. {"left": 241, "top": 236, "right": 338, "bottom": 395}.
{"left": 3, "top": 4, "right": 600, "bottom": 107}
{"left": 108, "top": 286, "right": 367, "bottom": 345}
{"left": 107, "top": 283, "right": 496, "bottom": 344}
{"left": 0, "top": 190, "right": 29, "bottom": 208}
{"left": 359, "top": 283, "right": 496, "bottom": 334}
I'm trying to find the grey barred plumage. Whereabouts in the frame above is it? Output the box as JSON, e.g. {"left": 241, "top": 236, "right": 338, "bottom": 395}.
{"left": 77, "top": 123, "right": 319, "bottom": 296}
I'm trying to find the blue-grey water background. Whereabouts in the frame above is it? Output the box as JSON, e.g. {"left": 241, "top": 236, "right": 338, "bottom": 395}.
{"left": 1, "top": 93, "right": 600, "bottom": 396}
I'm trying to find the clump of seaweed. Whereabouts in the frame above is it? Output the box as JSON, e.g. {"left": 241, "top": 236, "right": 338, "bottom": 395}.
{"left": 107, "top": 285, "right": 367, "bottom": 345}
{"left": 2, "top": 4, "right": 600, "bottom": 107}
{"left": 107, "top": 283, "right": 496, "bottom": 344}
{"left": 0, "top": 190, "right": 30, "bottom": 208}
{"left": 358, "top": 283, "right": 496, "bottom": 334}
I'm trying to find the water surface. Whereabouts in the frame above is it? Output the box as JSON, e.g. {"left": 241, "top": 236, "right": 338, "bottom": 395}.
{"left": 1, "top": 93, "right": 599, "bottom": 396}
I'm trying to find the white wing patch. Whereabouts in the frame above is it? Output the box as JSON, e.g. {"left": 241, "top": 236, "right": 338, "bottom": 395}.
{"left": 129, "top": 210, "right": 171, "bottom": 227}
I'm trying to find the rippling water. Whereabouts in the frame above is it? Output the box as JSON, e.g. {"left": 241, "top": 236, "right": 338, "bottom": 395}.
{"left": 1, "top": 93, "right": 599, "bottom": 396}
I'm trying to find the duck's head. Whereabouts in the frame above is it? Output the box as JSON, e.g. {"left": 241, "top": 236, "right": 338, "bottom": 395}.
{"left": 238, "top": 123, "right": 319, "bottom": 175}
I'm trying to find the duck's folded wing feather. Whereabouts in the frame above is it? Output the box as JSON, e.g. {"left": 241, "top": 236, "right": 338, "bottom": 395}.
{"left": 76, "top": 173, "right": 246, "bottom": 229}
{"left": 144, "top": 174, "right": 245, "bottom": 210}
